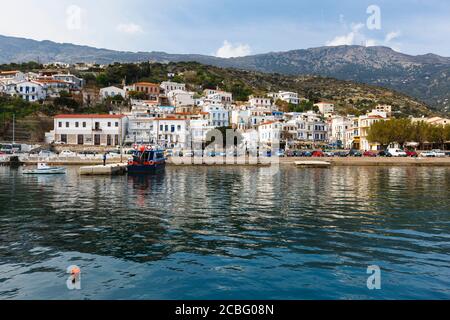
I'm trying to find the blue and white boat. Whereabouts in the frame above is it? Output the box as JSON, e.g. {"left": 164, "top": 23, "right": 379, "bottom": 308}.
{"left": 23, "top": 163, "right": 66, "bottom": 175}
{"left": 127, "top": 146, "right": 166, "bottom": 174}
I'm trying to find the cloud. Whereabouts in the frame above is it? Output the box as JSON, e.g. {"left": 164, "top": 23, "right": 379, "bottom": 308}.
{"left": 385, "top": 31, "right": 401, "bottom": 43}
{"left": 116, "top": 23, "right": 144, "bottom": 35}
{"left": 215, "top": 40, "right": 251, "bottom": 58}
{"left": 326, "top": 23, "right": 365, "bottom": 46}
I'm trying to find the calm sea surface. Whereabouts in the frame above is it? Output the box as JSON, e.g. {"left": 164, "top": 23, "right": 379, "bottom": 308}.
{"left": 0, "top": 166, "right": 449, "bottom": 300}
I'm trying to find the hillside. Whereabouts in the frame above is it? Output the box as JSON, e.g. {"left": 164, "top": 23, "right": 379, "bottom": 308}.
{"left": 88, "top": 61, "right": 432, "bottom": 117}
{"left": 1, "top": 35, "right": 450, "bottom": 113}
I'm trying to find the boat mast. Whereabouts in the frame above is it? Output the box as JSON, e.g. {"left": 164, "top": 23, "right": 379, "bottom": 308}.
{"left": 12, "top": 113, "right": 15, "bottom": 144}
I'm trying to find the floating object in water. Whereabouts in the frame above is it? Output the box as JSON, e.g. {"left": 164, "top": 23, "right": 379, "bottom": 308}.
{"left": 295, "top": 161, "right": 331, "bottom": 168}
{"left": 23, "top": 163, "right": 66, "bottom": 175}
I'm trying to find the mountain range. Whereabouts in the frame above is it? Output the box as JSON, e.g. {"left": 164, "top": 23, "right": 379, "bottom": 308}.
{"left": 1, "top": 34, "right": 450, "bottom": 113}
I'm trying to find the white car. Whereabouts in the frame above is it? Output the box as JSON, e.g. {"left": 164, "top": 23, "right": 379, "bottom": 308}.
{"left": 59, "top": 150, "right": 77, "bottom": 157}
{"left": 431, "top": 150, "right": 446, "bottom": 158}
{"left": 387, "top": 148, "right": 407, "bottom": 157}
{"left": 421, "top": 151, "right": 436, "bottom": 158}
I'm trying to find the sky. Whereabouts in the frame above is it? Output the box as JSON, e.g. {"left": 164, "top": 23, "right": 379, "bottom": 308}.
{"left": 1, "top": 0, "right": 450, "bottom": 57}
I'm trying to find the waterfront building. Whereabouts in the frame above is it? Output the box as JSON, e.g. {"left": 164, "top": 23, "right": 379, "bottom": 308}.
{"left": 348, "top": 110, "right": 389, "bottom": 151}
{"left": 329, "top": 115, "right": 354, "bottom": 148}
{"left": 286, "top": 111, "right": 328, "bottom": 144}
{"left": 153, "top": 118, "right": 189, "bottom": 149}
{"left": 52, "top": 114, "right": 128, "bottom": 146}
{"left": 258, "top": 121, "right": 282, "bottom": 147}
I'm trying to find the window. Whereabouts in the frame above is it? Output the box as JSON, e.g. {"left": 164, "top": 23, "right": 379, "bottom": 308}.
{"left": 115, "top": 122, "right": 119, "bottom": 127}
{"left": 171, "top": 125, "right": 175, "bottom": 133}
{"left": 177, "top": 125, "right": 181, "bottom": 131}
{"left": 75, "top": 122, "right": 79, "bottom": 128}
{"left": 58, "top": 122, "right": 62, "bottom": 128}
{"left": 160, "top": 125, "right": 163, "bottom": 131}
{"left": 83, "top": 122, "right": 86, "bottom": 128}
{"left": 66, "top": 122, "right": 69, "bottom": 128}
{"left": 108, "top": 122, "right": 111, "bottom": 127}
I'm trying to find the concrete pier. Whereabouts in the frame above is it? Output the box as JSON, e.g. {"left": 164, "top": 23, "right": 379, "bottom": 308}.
{"left": 79, "top": 163, "right": 128, "bottom": 175}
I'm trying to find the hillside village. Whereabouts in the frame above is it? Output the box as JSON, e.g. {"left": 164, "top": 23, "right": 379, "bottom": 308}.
{"left": 1, "top": 62, "right": 449, "bottom": 153}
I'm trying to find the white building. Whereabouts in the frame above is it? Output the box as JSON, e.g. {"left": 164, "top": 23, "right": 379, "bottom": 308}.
{"left": 347, "top": 109, "right": 389, "bottom": 151}
{"left": 161, "top": 81, "right": 186, "bottom": 94}
{"left": 315, "top": 102, "right": 335, "bottom": 115}
{"left": 288, "top": 111, "right": 328, "bottom": 143}
{"left": 52, "top": 73, "right": 84, "bottom": 89}
{"left": 167, "top": 90, "right": 195, "bottom": 107}
{"left": 258, "top": 121, "right": 282, "bottom": 146}
{"left": 249, "top": 96, "right": 272, "bottom": 109}
{"left": 14, "top": 81, "right": 46, "bottom": 102}
{"left": 329, "top": 115, "right": 353, "bottom": 148}
{"left": 203, "top": 104, "right": 230, "bottom": 127}
{"left": 53, "top": 114, "right": 128, "bottom": 146}
{"left": 269, "top": 91, "right": 300, "bottom": 105}
{"left": 0, "top": 70, "right": 26, "bottom": 82}
{"left": 154, "top": 118, "right": 189, "bottom": 149}
{"left": 100, "top": 86, "right": 126, "bottom": 100}
{"left": 203, "top": 89, "right": 233, "bottom": 105}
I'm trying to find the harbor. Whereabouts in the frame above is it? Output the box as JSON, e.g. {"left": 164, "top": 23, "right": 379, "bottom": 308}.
{"left": 1, "top": 164, "right": 449, "bottom": 300}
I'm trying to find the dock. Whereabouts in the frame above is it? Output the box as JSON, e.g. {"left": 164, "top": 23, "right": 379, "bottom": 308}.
{"left": 295, "top": 161, "right": 331, "bottom": 168}
{"left": 79, "top": 163, "right": 128, "bottom": 175}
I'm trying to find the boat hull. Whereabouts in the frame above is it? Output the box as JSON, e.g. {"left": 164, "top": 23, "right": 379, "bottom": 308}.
{"left": 23, "top": 168, "right": 66, "bottom": 175}
{"left": 127, "top": 162, "right": 166, "bottom": 174}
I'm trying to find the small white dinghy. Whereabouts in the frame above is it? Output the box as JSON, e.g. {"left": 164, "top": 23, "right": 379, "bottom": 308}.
{"left": 295, "top": 161, "right": 331, "bottom": 168}
{"left": 23, "top": 163, "right": 66, "bottom": 175}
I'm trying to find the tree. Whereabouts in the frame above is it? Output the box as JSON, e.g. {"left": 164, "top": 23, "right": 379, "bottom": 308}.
{"left": 367, "top": 120, "right": 392, "bottom": 149}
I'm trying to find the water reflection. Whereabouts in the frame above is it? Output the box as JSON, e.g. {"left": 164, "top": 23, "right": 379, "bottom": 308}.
{"left": 0, "top": 166, "right": 449, "bottom": 299}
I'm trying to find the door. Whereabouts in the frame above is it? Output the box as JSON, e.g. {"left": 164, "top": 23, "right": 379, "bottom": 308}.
{"left": 77, "top": 135, "right": 84, "bottom": 145}
{"left": 107, "top": 135, "right": 112, "bottom": 146}
{"left": 94, "top": 134, "right": 101, "bottom": 146}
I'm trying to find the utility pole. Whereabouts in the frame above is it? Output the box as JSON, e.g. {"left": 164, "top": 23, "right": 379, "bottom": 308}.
{"left": 12, "top": 114, "right": 15, "bottom": 144}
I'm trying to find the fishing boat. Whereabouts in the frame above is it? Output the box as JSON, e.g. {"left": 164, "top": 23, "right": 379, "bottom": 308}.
{"left": 23, "top": 163, "right": 66, "bottom": 175}
{"left": 127, "top": 145, "right": 166, "bottom": 174}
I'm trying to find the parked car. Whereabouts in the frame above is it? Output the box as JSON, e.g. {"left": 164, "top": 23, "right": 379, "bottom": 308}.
{"left": 312, "top": 150, "right": 325, "bottom": 157}
{"left": 404, "top": 150, "right": 418, "bottom": 157}
{"left": 387, "top": 148, "right": 407, "bottom": 157}
{"left": 336, "top": 151, "right": 350, "bottom": 157}
{"left": 431, "top": 149, "right": 446, "bottom": 158}
{"left": 349, "top": 149, "right": 363, "bottom": 157}
{"left": 420, "top": 151, "right": 436, "bottom": 158}
{"left": 299, "top": 151, "right": 312, "bottom": 157}
{"left": 275, "top": 150, "right": 285, "bottom": 157}
{"left": 324, "top": 152, "right": 335, "bottom": 157}
{"left": 38, "top": 150, "right": 56, "bottom": 158}
{"left": 363, "top": 151, "right": 377, "bottom": 157}
{"left": 59, "top": 150, "right": 76, "bottom": 157}
{"left": 377, "top": 150, "right": 391, "bottom": 157}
